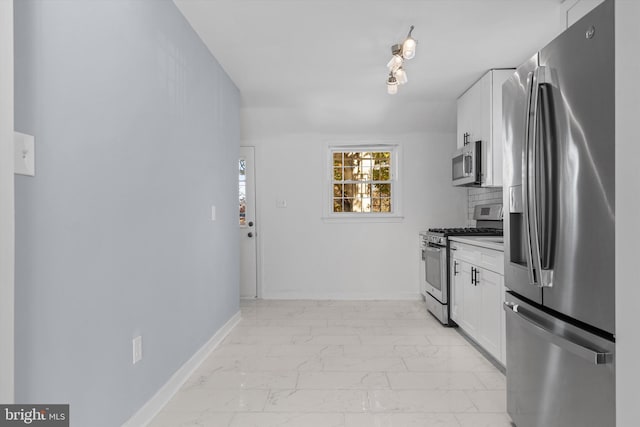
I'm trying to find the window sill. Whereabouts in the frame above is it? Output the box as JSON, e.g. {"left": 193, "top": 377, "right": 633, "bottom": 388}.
{"left": 321, "top": 215, "right": 405, "bottom": 224}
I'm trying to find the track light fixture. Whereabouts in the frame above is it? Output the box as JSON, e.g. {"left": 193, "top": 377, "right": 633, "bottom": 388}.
{"left": 386, "top": 25, "right": 416, "bottom": 94}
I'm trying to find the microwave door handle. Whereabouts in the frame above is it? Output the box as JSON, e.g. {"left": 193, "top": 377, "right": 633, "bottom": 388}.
{"left": 475, "top": 141, "right": 482, "bottom": 183}
{"left": 463, "top": 153, "right": 472, "bottom": 176}
{"left": 522, "top": 70, "right": 538, "bottom": 286}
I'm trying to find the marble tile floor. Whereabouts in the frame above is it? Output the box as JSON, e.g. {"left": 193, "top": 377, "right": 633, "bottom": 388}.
{"left": 148, "top": 299, "right": 511, "bottom": 427}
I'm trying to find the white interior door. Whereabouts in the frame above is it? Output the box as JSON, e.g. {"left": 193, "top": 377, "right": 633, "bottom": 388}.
{"left": 239, "top": 147, "right": 257, "bottom": 298}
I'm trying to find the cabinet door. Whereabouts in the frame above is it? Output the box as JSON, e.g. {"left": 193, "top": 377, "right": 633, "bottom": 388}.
{"left": 460, "top": 261, "right": 480, "bottom": 337}
{"left": 456, "top": 89, "right": 473, "bottom": 149}
{"left": 485, "top": 69, "right": 513, "bottom": 187}
{"left": 477, "top": 268, "right": 503, "bottom": 360}
{"left": 456, "top": 94, "right": 467, "bottom": 149}
{"left": 467, "top": 79, "right": 484, "bottom": 148}
{"left": 478, "top": 72, "right": 492, "bottom": 186}
{"left": 450, "top": 256, "right": 463, "bottom": 321}
{"left": 457, "top": 78, "right": 483, "bottom": 150}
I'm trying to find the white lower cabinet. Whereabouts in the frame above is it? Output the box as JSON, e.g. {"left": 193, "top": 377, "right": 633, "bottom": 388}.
{"left": 450, "top": 240, "right": 505, "bottom": 365}
{"left": 476, "top": 267, "right": 502, "bottom": 359}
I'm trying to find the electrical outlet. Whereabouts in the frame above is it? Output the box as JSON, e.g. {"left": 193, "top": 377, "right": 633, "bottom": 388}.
{"left": 276, "top": 199, "right": 287, "bottom": 208}
{"left": 132, "top": 336, "right": 142, "bottom": 364}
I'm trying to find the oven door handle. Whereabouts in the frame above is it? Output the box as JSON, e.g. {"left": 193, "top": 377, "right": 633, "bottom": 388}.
{"left": 425, "top": 246, "right": 442, "bottom": 253}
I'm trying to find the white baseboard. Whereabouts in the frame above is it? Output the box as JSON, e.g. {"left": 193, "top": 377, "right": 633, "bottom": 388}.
{"left": 122, "top": 310, "right": 242, "bottom": 427}
{"left": 260, "top": 291, "right": 422, "bottom": 301}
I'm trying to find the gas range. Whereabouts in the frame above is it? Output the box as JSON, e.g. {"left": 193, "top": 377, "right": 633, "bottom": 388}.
{"left": 419, "top": 203, "right": 503, "bottom": 326}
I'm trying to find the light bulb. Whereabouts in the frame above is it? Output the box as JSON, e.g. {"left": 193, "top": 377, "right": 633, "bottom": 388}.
{"left": 402, "top": 37, "right": 416, "bottom": 60}
{"left": 386, "top": 54, "right": 403, "bottom": 72}
{"left": 394, "top": 68, "right": 407, "bottom": 85}
{"left": 387, "top": 75, "right": 398, "bottom": 95}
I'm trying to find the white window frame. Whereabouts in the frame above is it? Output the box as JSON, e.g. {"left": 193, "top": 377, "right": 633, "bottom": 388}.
{"left": 322, "top": 142, "right": 403, "bottom": 222}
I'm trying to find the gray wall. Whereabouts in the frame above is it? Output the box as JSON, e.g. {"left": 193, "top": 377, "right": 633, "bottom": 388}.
{"left": 14, "top": 1, "right": 240, "bottom": 425}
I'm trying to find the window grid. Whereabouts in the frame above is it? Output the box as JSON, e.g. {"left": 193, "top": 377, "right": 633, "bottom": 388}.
{"left": 331, "top": 150, "right": 393, "bottom": 214}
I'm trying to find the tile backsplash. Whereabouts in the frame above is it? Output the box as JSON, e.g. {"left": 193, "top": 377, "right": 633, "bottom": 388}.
{"left": 467, "top": 187, "right": 503, "bottom": 226}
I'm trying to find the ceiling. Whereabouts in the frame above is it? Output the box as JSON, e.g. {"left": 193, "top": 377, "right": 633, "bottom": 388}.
{"left": 174, "top": 0, "right": 566, "bottom": 136}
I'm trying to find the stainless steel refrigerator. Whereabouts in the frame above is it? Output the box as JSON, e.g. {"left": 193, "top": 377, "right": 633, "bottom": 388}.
{"left": 502, "top": 1, "right": 615, "bottom": 426}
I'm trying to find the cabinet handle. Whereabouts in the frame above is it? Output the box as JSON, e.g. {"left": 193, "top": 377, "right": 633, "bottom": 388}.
{"left": 453, "top": 260, "right": 459, "bottom": 276}
{"left": 471, "top": 267, "right": 475, "bottom": 285}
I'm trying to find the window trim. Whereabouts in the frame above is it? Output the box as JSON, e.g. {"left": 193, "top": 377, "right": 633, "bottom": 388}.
{"left": 322, "top": 142, "right": 403, "bottom": 222}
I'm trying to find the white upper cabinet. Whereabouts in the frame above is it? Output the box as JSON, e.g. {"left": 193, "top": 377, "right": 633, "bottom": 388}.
{"left": 456, "top": 69, "right": 514, "bottom": 187}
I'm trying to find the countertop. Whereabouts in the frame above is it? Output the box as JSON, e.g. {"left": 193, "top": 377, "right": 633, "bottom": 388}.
{"left": 449, "top": 236, "right": 504, "bottom": 252}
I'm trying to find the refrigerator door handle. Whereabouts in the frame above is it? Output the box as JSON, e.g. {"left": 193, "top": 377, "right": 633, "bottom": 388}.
{"left": 522, "top": 70, "right": 539, "bottom": 286}
{"left": 504, "top": 302, "right": 612, "bottom": 365}
{"left": 538, "top": 82, "right": 556, "bottom": 274}
{"left": 524, "top": 66, "right": 552, "bottom": 288}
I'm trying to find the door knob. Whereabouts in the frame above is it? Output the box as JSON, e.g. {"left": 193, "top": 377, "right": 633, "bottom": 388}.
{"left": 248, "top": 221, "right": 254, "bottom": 227}
{"left": 247, "top": 232, "right": 253, "bottom": 238}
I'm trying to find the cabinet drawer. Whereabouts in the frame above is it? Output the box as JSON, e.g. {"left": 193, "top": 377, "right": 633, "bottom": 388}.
{"left": 451, "top": 241, "right": 503, "bottom": 274}
{"left": 450, "top": 243, "right": 478, "bottom": 264}
{"left": 478, "top": 249, "right": 504, "bottom": 275}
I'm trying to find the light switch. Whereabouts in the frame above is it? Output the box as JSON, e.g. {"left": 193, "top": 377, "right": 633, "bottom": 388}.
{"left": 211, "top": 205, "right": 216, "bottom": 221}
{"left": 14, "top": 132, "right": 35, "bottom": 176}
{"left": 132, "top": 336, "right": 142, "bottom": 364}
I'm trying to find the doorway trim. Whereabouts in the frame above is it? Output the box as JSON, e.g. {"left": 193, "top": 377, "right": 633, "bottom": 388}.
{"left": 239, "top": 146, "right": 260, "bottom": 299}
{"left": 0, "top": 0, "right": 15, "bottom": 403}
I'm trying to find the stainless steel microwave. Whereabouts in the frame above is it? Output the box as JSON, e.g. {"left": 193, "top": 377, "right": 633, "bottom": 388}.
{"left": 452, "top": 140, "right": 481, "bottom": 186}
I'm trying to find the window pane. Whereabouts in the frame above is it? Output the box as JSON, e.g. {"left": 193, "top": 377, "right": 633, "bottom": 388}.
{"left": 356, "top": 183, "right": 371, "bottom": 198}
{"left": 343, "top": 198, "right": 355, "bottom": 212}
{"left": 333, "top": 152, "right": 343, "bottom": 166}
{"left": 239, "top": 159, "right": 246, "bottom": 225}
{"left": 372, "top": 166, "right": 390, "bottom": 181}
{"left": 358, "top": 195, "right": 372, "bottom": 213}
{"left": 343, "top": 166, "right": 356, "bottom": 181}
{"left": 343, "top": 154, "right": 356, "bottom": 167}
{"left": 343, "top": 183, "right": 357, "bottom": 198}
{"left": 361, "top": 158, "right": 373, "bottom": 176}
{"left": 374, "top": 154, "right": 390, "bottom": 166}
{"left": 333, "top": 184, "right": 342, "bottom": 198}
{"left": 333, "top": 199, "right": 343, "bottom": 212}
{"left": 373, "top": 183, "right": 391, "bottom": 197}
{"left": 381, "top": 197, "right": 391, "bottom": 212}
{"left": 333, "top": 167, "right": 343, "bottom": 181}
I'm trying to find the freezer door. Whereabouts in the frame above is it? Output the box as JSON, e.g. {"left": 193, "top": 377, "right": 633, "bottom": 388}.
{"left": 504, "top": 293, "right": 615, "bottom": 427}
{"left": 502, "top": 55, "right": 542, "bottom": 304}
{"left": 538, "top": 0, "right": 615, "bottom": 334}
